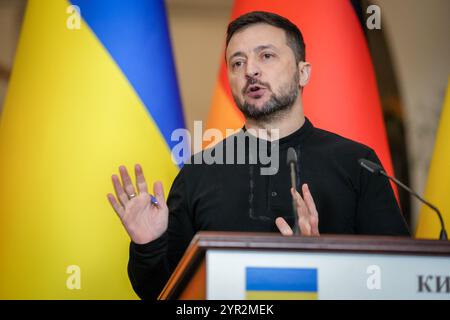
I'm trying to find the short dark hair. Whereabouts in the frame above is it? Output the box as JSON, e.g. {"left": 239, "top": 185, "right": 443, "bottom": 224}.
{"left": 226, "top": 11, "right": 306, "bottom": 64}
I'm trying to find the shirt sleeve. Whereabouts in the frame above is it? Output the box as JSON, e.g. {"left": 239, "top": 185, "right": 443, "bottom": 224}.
{"left": 127, "top": 167, "right": 196, "bottom": 300}
{"left": 355, "top": 149, "right": 411, "bottom": 236}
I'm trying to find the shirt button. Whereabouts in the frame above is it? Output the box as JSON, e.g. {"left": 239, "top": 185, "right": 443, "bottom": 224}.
{"left": 271, "top": 191, "right": 277, "bottom": 197}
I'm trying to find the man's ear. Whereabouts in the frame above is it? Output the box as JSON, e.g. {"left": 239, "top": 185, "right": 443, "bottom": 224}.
{"left": 298, "top": 61, "right": 312, "bottom": 87}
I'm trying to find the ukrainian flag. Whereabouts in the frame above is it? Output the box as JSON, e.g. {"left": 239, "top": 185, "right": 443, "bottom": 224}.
{"left": 0, "top": 0, "right": 185, "bottom": 299}
{"left": 246, "top": 267, "right": 318, "bottom": 300}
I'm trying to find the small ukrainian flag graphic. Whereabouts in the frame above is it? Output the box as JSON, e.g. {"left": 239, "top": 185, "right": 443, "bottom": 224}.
{"left": 246, "top": 267, "right": 318, "bottom": 300}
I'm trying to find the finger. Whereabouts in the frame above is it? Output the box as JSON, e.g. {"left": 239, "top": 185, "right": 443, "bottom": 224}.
{"left": 119, "top": 165, "right": 136, "bottom": 197}
{"left": 291, "top": 187, "right": 308, "bottom": 218}
{"left": 112, "top": 174, "right": 129, "bottom": 207}
{"left": 310, "top": 215, "right": 320, "bottom": 236}
{"left": 153, "top": 181, "right": 167, "bottom": 208}
{"left": 135, "top": 164, "right": 148, "bottom": 194}
{"left": 302, "top": 184, "right": 318, "bottom": 218}
{"left": 107, "top": 193, "right": 125, "bottom": 219}
{"left": 275, "top": 217, "right": 294, "bottom": 236}
{"left": 291, "top": 188, "right": 311, "bottom": 235}
{"left": 299, "top": 214, "right": 312, "bottom": 235}
{"left": 302, "top": 184, "right": 320, "bottom": 236}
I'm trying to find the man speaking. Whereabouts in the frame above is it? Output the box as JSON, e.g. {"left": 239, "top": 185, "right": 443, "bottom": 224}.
{"left": 106, "top": 11, "right": 409, "bottom": 299}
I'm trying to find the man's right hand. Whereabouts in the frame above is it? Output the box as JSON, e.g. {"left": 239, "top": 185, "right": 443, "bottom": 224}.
{"left": 107, "top": 164, "right": 169, "bottom": 245}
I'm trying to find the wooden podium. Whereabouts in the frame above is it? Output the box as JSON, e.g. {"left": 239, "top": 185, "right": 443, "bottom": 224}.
{"left": 159, "top": 232, "right": 450, "bottom": 300}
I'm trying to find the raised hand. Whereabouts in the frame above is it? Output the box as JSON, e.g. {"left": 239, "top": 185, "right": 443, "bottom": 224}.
{"left": 276, "top": 183, "right": 320, "bottom": 236}
{"left": 107, "top": 164, "right": 169, "bottom": 244}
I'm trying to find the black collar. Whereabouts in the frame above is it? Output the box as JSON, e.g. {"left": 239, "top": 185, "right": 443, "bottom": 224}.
{"left": 242, "top": 117, "right": 314, "bottom": 148}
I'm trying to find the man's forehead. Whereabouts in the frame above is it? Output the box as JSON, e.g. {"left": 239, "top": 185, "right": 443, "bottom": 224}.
{"left": 226, "top": 24, "right": 287, "bottom": 57}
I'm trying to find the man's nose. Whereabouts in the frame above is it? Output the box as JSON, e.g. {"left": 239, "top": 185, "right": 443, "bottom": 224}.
{"left": 245, "top": 59, "right": 261, "bottom": 79}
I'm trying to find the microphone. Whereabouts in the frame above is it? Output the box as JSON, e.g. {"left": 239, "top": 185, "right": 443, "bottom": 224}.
{"left": 358, "top": 158, "right": 448, "bottom": 240}
{"left": 287, "top": 147, "right": 300, "bottom": 235}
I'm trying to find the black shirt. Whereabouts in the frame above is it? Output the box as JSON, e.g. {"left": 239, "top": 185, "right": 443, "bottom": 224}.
{"left": 128, "top": 118, "right": 410, "bottom": 299}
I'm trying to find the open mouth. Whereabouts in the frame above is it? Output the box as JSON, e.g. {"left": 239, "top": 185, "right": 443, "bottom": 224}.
{"left": 246, "top": 85, "right": 266, "bottom": 98}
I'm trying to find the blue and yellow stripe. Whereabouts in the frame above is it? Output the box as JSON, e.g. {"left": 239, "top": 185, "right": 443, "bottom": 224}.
{"left": 246, "top": 267, "right": 318, "bottom": 300}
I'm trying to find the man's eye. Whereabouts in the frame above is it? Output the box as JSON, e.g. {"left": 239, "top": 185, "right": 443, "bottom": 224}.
{"left": 262, "top": 53, "right": 274, "bottom": 59}
{"left": 233, "top": 61, "right": 243, "bottom": 68}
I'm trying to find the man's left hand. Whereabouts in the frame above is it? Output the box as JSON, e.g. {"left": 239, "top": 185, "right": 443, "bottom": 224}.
{"left": 276, "top": 183, "right": 320, "bottom": 236}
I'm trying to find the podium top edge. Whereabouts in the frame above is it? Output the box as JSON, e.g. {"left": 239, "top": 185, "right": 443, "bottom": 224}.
{"left": 190, "top": 231, "right": 450, "bottom": 255}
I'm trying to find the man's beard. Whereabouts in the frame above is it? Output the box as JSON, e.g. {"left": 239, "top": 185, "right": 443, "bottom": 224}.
{"left": 233, "top": 71, "right": 300, "bottom": 122}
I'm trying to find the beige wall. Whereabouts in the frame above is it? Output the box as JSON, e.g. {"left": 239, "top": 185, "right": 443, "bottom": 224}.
{"left": 166, "top": 0, "right": 232, "bottom": 133}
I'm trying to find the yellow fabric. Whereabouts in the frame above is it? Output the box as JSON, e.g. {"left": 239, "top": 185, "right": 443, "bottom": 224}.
{"left": 0, "top": 0, "right": 178, "bottom": 298}
{"left": 416, "top": 77, "right": 450, "bottom": 240}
